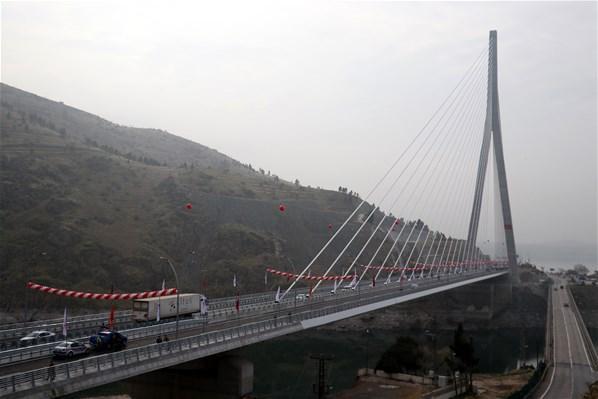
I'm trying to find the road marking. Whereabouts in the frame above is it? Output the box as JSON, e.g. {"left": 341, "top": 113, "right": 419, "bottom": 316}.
{"left": 561, "top": 305, "right": 575, "bottom": 399}
{"left": 539, "top": 287, "right": 557, "bottom": 399}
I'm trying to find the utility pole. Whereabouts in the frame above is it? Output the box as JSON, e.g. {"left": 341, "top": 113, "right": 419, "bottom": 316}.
{"left": 311, "top": 354, "right": 334, "bottom": 399}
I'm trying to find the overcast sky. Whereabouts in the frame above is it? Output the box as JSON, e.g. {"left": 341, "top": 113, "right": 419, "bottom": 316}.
{"left": 1, "top": 1, "right": 596, "bottom": 266}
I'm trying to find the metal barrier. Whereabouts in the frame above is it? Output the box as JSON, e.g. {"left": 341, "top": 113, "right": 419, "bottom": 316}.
{"left": 567, "top": 286, "right": 598, "bottom": 371}
{"left": 0, "top": 269, "right": 494, "bottom": 366}
{"left": 0, "top": 312, "right": 132, "bottom": 342}
{"left": 0, "top": 311, "right": 131, "bottom": 333}
{"left": 0, "top": 269, "right": 505, "bottom": 397}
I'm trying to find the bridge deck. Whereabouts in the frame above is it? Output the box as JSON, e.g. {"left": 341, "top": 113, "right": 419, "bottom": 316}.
{"left": 0, "top": 270, "right": 507, "bottom": 399}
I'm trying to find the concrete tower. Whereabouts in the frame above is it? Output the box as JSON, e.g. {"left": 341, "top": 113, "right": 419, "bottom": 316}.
{"left": 467, "top": 30, "right": 518, "bottom": 281}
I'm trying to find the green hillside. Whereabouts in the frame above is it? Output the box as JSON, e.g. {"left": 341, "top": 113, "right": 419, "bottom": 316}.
{"left": 1, "top": 83, "right": 406, "bottom": 315}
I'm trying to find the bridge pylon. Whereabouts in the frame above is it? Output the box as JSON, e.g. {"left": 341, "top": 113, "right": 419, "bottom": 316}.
{"left": 467, "top": 30, "right": 518, "bottom": 284}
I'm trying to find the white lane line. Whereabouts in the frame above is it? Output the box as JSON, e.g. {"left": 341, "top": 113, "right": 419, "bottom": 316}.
{"left": 561, "top": 299, "right": 575, "bottom": 399}
{"left": 539, "top": 288, "right": 558, "bottom": 399}
{"left": 568, "top": 292, "right": 595, "bottom": 372}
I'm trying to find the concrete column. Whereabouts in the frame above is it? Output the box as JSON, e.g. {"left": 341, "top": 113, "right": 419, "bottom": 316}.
{"left": 126, "top": 355, "right": 254, "bottom": 399}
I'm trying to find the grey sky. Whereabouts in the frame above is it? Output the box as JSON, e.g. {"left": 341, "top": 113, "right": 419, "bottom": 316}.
{"left": 1, "top": 1, "right": 596, "bottom": 264}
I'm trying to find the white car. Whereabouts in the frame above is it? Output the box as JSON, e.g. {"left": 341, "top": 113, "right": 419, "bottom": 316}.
{"left": 19, "top": 330, "right": 56, "bottom": 346}
{"left": 295, "top": 294, "right": 307, "bottom": 301}
{"left": 53, "top": 341, "right": 90, "bottom": 358}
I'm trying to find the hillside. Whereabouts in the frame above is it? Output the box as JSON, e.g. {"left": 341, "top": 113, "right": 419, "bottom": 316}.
{"left": 1, "top": 83, "right": 419, "bottom": 315}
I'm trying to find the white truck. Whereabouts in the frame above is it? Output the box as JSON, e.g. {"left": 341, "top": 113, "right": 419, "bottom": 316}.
{"left": 132, "top": 293, "right": 207, "bottom": 322}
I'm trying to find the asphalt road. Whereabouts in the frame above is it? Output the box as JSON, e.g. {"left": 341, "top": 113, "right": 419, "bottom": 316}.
{"left": 536, "top": 278, "right": 597, "bottom": 399}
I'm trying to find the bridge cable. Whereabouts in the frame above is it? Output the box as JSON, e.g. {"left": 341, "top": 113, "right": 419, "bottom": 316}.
{"left": 312, "top": 48, "right": 488, "bottom": 293}
{"left": 279, "top": 47, "right": 488, "bottom": 300}
{"left": 368, "top": 57, "right": 490, "bottom": 286}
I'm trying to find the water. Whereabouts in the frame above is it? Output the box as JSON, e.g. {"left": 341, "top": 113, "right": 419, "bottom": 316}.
{"left": 70, "top": 326, "right": 544, "bottom": 398}
{"left": 241, "top": 328, "right": 544, "bottom": 398}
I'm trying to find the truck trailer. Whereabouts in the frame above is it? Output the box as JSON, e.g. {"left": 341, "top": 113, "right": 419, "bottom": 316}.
{"left": 132, "top": 293, "right": 206, "bottom": 322}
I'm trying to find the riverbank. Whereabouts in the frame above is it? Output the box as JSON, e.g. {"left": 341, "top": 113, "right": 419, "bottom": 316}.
{"left": 467, "top": 370, "right": 534, "bottom": 399}
{"left": 332, "top": 369, "right": 533, "bottom": 399}
{"left": 332, "top": 374, "right": 433, "bottom": 399}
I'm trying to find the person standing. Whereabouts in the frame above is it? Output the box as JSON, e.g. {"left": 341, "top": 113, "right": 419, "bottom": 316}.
{"left": 46, "top": 360, "right": 56, "bottom": 381}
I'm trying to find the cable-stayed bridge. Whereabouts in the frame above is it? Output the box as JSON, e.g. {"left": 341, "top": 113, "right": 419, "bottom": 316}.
{"left": 0, "top": 30, "right": 528, "bottom": 398}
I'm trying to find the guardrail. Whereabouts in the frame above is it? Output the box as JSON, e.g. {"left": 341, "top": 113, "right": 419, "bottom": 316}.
{"left": 0, "top": 311, "right": 131, "bottom": 333}
{"left": 566, "top": 285, "right": 598, "bottom": 371}
{"left": 0, "top": 269, "right": 505, "bottom": 397}
{"left": 522, "top": 281, "right": 552, "bottom": 399}
{"left": 0, "top": 289, "right": 306, "bottom": 347}
{"left": 0, "top": 280, "right": 370, "bottom": 366}
{"left": 0, "top": 273, "right": 506, "bottom": 395}
{"left": 0, "top": 312, "right": 132, "bottom": 342}
{"left": 0, "top": 269, "right": 496, "bottom": 367}
{"left": 0, "top": 288, "right": 327, "bottom": 365}
{"left": 0, "top": 316, "right": 298, "bottom": 396}
{"left": 0, "top": 276, "right": 441, "bottom": 395}
{"left": 0, "top": 295, "right": 293, "bottom": 351}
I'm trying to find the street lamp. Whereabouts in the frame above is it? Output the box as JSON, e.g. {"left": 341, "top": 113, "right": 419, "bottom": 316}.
{"left": 160, "top": 256, "right": 180, "bottom": 339}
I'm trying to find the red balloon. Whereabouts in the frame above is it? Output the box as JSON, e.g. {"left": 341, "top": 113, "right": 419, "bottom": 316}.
{"left": 185, "top": 203, "right": 193, "bottom": 210}
{"left": 327, "top": 224, "right": 332, "bottom": 229}
{"left": 279, "top": 204, "right": 286, "bottom": 212}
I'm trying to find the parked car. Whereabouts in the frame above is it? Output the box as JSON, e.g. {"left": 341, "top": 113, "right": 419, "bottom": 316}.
{"left": 19, "top": 330, "right": 56, "bottom": 346}
{"left": 295, "top": 294, "right": 307, "bottom": 301}
{"left": 53, "top": 341, "right": 90, "bottom": 358}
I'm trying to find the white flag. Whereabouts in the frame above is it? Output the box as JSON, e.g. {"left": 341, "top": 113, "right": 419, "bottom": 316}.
{"left": 349, "top": 274, "right": 357, "bottom": 288}
{"left": 333, "top": 279, "right": 338, "bottom": 292}
{"left": 62, "top": 307, "right": 68, "bottom": 339}
{"left": 233, "top": 274, "right": 237, "bottom": 288}
{"left": 200, "top": 298, "right": 208, "bottom": 315}
{"left": 275, "top": 286, "right": 281, "bottom": 303}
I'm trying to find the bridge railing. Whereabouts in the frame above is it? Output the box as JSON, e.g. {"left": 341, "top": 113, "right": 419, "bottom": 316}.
{"left": 0, "top": 312, "right": 132, "bottom": 343}
{"left": 0, "top": 268, "right": 495, "bottom": 366}
{"left": 0, "top": 311, "right": 131, "bottom": 333}
{"left": 0, "top": 315, "right": 298, "bottom": 395}
{"left": 0, "top": 269, "right": 506, "bottom": 396}
{"left": 0, "top": 288, "right": 308, "bottom": 351}
{"left": 0, "top": 283, "right": 351, "bottom": 365}
{"left": 566, "top": 285, "right": 598, "bottom": 371}
{"left": 0, "top": 271, "right": 496, "bottom": 365}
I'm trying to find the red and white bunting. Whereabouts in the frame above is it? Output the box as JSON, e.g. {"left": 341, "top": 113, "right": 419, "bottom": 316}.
{"left": 26, "top": 282, "right": 177, "bottom": 300}
{"left": 265, "top": 268, "right": 355, "bottom": 281}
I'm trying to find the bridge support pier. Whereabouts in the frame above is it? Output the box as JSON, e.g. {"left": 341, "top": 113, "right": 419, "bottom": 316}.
{"left": 125, "top": 354, "right": 254, "bottom": 399}
{"left": 488, "top": 274, "right": 512, "bottom": 317}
